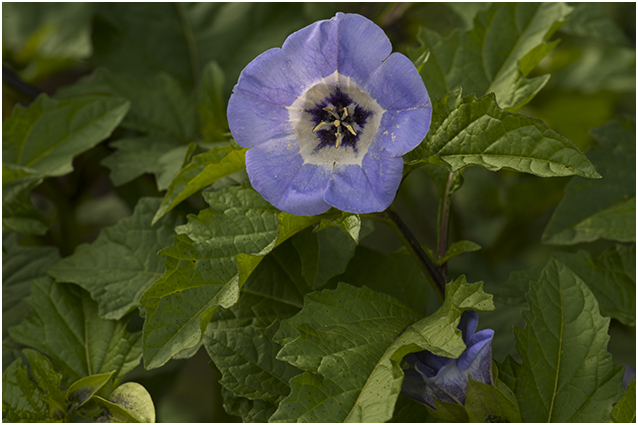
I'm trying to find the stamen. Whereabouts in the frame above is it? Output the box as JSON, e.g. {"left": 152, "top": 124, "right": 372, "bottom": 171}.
{"left": 335, "top": 131, "right": 343, "bottom": 148}
{"left": 344, "top": 123, "right": 356, "bottom": 136}
{"left": 312, "top": 122, "right": 327, "bottom": 133}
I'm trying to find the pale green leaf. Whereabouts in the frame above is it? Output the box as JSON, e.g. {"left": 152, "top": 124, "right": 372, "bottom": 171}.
{"left": 47, "top": 197, "right": 183, "bottom": 320}
{"left": 9, "top": 278, "right": 143, "bottom": 386}
{"left": 141, "top": 186, "right": 318, "bottom": 369}
{"left": 92, "top": 382, "right": 156, "bottom": 423}
{"left": 3, "top": 94, "right": 129, "bottom": 177}
{"left": 66, "top": 372, "right": 114, "bottom": 412}
{"left": 22, "top": 349, "right": 67, "bottom": 417}
{"left": 152, "top": 144, "right": 247, "bottom": 224}
{"left": 416, "top": 3, "right": 571, "bottom": 110}
{"left": 439, "top": 240, "right": 481, "bottom": 265}
{"left": 543, "top": 120, "right": 635, "bottom": 245}
{"left": 270, "top": 278, "right": 494, "bottom": 422}
{"left": 554, "top": 245, "right": 635, "bottom": 326}
{"left": 612, "top": 380, "right": 636, "bottom": 423}
{"left": 314, "top": 212, "right": 363, "bottom": 244}
{"left": 406, "top": 90, "right": 600, "bottom": 179}
{"left": 513, "top": 258, "right": 624, "bottom": 422}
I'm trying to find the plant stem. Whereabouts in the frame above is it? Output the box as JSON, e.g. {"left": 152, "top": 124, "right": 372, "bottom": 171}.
{"left": 437, "top": 172, "right": 455, "bottom": 282}
{"left": 383, "top": 209, "right": 446, "bottom": 302}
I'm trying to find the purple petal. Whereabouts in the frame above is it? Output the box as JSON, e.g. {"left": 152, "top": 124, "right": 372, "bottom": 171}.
{"left": 402, "top": 369, "right": 436, "bottom": 408}
{"left": 376, "top": 107, "right": 431, "bottom": 157}
{"left": 458, "top": 329, "right": 494, "bottom": 385}
{"left": 325, "top": 145, "right": 403, "bottom": 213}
{"left": 430, "top": 361, "right": 469, "bottom": 405}
{"left": 458, "top": 310, "right": 479, "bottom": 342}
{"left": 245, "top": 138, "right": 332, "bottom": 215}
{"left": 231, "top": 48, "right": 305, "bottom": 106}
{"left": 333, "top": 13, "right": 392, "bottom": 84}
{"left": 227, "top": 93, "right": 293, "bottom": 148}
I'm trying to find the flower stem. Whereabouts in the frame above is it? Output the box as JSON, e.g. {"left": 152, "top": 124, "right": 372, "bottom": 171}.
{"left": 437, "top": 172, "right": 455, "bottom": 282}
{"left": 383, "top": 209, "right": 446, "bottom": 302}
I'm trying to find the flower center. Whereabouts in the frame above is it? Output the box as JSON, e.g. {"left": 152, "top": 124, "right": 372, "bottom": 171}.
{"left": 288, "top": 71, "right": 385, "bottom": 167}
{"left": 306, "top": 87, "right": 372, "bottom": 152}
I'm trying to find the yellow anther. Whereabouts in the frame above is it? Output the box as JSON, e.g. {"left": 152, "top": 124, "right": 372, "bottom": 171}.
{"left": 335, "top": 132, "right": 343, "bottom": 148}
{"left": 344, "top": 123, "right": 356, "bottom": 136}
{"left": 312, "top": 122, "right": 327, "bottom": 133}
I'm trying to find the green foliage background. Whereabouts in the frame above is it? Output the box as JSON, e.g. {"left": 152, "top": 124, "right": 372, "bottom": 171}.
{"left": 3, "top": 2, "right": 635, "bottom": 422}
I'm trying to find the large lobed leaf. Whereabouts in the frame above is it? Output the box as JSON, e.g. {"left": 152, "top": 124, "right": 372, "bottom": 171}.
{"left": 2, "top": 234, "right": 60, "bottom": 369}
{"left": 415, "top": 2, "right": 571, "bottom": 110}
{"left": 140, "top": 186, "right": 319, "bottom": 369}
{"left": 406, "top": 90, "right": 600, "bottom": 179}
{"left": 47, "top": 197, "right": 183, "bottom": 320}
{"left": 543, "top": 120, "right": 635, "bottom": 245}
{"left": 512, "top": 258, "right": 624, "bottom": 422}
{"left": 8, "top": 278, "right": 143, "bottom": 387}
{"left": 269, "top": 277, "right": 494, "bottom": 422}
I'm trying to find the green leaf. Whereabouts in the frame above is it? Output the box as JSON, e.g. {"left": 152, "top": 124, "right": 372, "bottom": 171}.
{"left": 495, "top": 356, "right": 523, "bottom": 395}
{"left": 464, "top": 378, "right": 522, "bottom": 423}
{"left": 2, "top": 165, "right": 47, "bottom": 235}
{"left": 554, "top": 245, "right": 635, "bottom": 326}
{"left": 612, "top": 380, "right": 636, "bottom": 423}
{"left": 2, "top": 351, "right": 60, "bottom": 422}
{"left": 152, "top": 144, "right": 247, "bottom": 224}
{"left": 100, "top": 136, "right": 187, "bottom": 189}
{"left": 8, "top": 279, "right": 143, "bottom": 386}
{"left": 438, "top": 240, "right": 481, "bottom": 265}
{"left": 66, "top": 372, "right": 114, "bottom": 412}
{"left": 56, "top": 69, "right": 197, "bottom": 143}
{"left": 389, "top": 393, "right": 432, "bottom": 423}
{"left": 314, "top": 212, "right": 363, "bottom": 244}
{"left": 198, "top": 61, "right": 228, "bottom": 140}
{"left": 416, "top": 3, "right": 571, "bottom": 110}
{"left": 22, "top": 349, "right": 67, "bottom": 418}
{"left": 141, "top": 186, "right": 318, "bottom": 369}
{"left": 221, "top": 386, "right": 277, "bottom": 423}
{"left": 293, "top": 227, "right": 357, "bottom": 290}
{"left": 513, "top": 258, "right": 624, "bottom": 422}
{"left": 3, "top": 94, "right": 129, "bottom": 178}
{"left": 92, "top": 382, "right": 156, "bottom": 423}
{"left": 3, "top": 234, "right": 60, "bottom": 369}
{"left": 560, "top": 3, "right": 631, "bottom": 47}
{"left": 270, "top": 278, "right": 494, "bottom": 422}
{"left": 406, "top": 90, "right": 601, "bottom": 179}
{"left": 47, "top": 197, "right": 183, "bottom": 320}
{"left": 543, "top": 120, "right": 635, "bottom": 245}
{"left": 335, "top": 246, "right": 431, "bottom": 317}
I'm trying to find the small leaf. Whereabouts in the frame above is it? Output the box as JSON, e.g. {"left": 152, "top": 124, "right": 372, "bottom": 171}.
{"left": 415, "top": 3, "right": 571, "bottom": 110}
{"left": 198, "top": 61, "right": 228, "bottom": 140}
{"left": 438, "top": 240, "right": 481, "bottom": 265}
{"left": 9, "top": 279, "right": 143, "bottom": 387}
{"left": 47, "top": 197, "right": 183, "bottom": 320}
{"left": 513, "top": 258, "right": 624, "bottom": 422}
{"left": 270, "top": 278, "right": 494, "bottom": 422}
{"left": 23, "top": 349, "right": 67, "bottom": 417}
{"left": 2, "top": 165, "right": 47, "bottom": 235}
{"left": 221, "top": 386, "right": 277, "bottom": 423}
{"left": 612, "top": 380, "right": 636, "bottom": 423}
{"left": 141, "top": 186, "right": 319, "bottom": 369}
{"left": 314, "top": 212, "right": 363, "bottom": 244}
{"left": 406, "top": 90, "right": 600, "bottom": 179}
{"left": 560, "top": 3, "right": 631, "bottom": 47}
{"left": 3, "top": 94, "right": 129, "bottom": 178}
{"left": 543, "top": 120, "right": 635, "bottom": 245}
{"left": 152, "top": 144, "right": 247, "bottom": 224}
{"left": 66, "top": 372, "right": 115, "bottom": 412}
{"left": 464, "top": 378, "right": 522, "bottom": 423}
{"left": 92, "top": 382, "right": 155, "bottom": 423}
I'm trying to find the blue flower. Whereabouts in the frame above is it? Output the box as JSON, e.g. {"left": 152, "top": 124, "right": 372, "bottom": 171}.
{"left": 401, "top": 310, "right": 495, "bottom": 409}
{"left": 227, "top": 13, "right": 431, "bottom": 215}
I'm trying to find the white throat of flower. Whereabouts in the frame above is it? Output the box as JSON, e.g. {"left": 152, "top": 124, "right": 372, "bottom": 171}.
{"left": 287, "top": 71, "right": 385, "bottom": 167}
